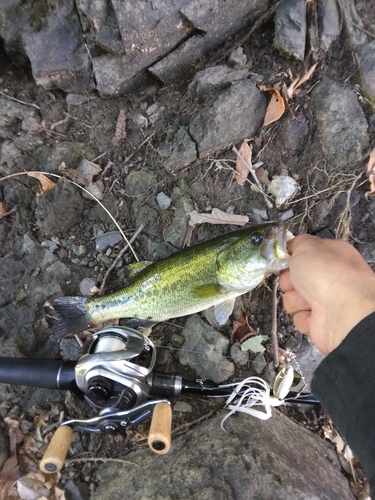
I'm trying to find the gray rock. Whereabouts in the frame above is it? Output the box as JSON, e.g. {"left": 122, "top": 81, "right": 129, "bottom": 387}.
{"left": 79, "top": 278, "right": 97, "bottom": 296}
{"left": 164, "top": 188, "right": 195, "bottom": 248}
{"left": 159, "top": 127, "right": 198, "bottom": 173}
{"left": 40, "top": 141, "right": 96, "bottom": 173}
{"left": 92, "top": 410, "right": 354, "bottom": 500}
{"left": 62, "top": 479, "right": 90, "bottom": 500}
{"left": 294, "top": 338, "right": 325, "bottom": 391}
{"left": 356, "top": 40, "right": 375, "bottom": 99}
{"left": 0, "top": 0, "right": 31, "bottom": 65}
{"left": 230, "top": 344, "right": 249, "bottom": 366}
{"left": 163, "top": 217, "right": 189, "bottom": 249}
{"left": 148, "top": 0, "right": 266, "bottom": 84}
{"left": 60, "top": 338, "right": 81, "bottom": 361}
{"left": 312, "top": 80, "right": 369, "bottom": 168}
{"left": 340, "top": 0, "right": 368, "bottom": 49}
{"left": 22, "top": 0, "right": 94, "bottom": 93}
{"left": 280, "top": 112, "right": 309, "bottom": 152}
{"left": 228, "top": 47, "right": 248, "bottom": 69}
{"left": 75, "top": 0, "right": 124, "bottom": 56}
{"left": 274, "top": 0, "right": 306, "bottom": 61}
{"left": 92, "top": 54, "right": 133, "bottom": 97}
{"left": 0, "top": 140, "right": 24, "bottom": 175}
{"left": 95, "top": 232, "right": 123, "bottom": 253}
{"left": 189, "top": 80, "right": 266, "bottom": 157}
{"left": 112, "top": 0, "right": 193, "bottom": 73}
{"left": 318, "top": 0, "right": 341, "bottom": 51}
{"left": 170, "top": 333, "right": 184, "bottom": 348}
{"left": 124, "top": 170, "right": 157, "bottom": 196}
{"left": 0, "top": 234, "right": 89, "bottom": 357}
{"left": 188, "top": 65, "right": 248, "bottom": 102}
{"left": 252, "top": 351, "right": 267, "bottom": 374}
{"left": 2, "top": 178, "right": 34, "bottom": 210}
{"left": 144, "top": 236, "right": 174, "bottom": 261}
{"left": 35, "top": 177, "right": 84, "bottom": 237}
{"left": 132, "top": 199, "right": 159, "bottom": 234}
{"left": 0, "top": 97, "right": 39, "bottom": 140}
{"left": 179, "top": 315, "right": 235, "bottom": 383}
{"left": 174, "top": 401, "right": 192, "bottom": 413}
{"left": 358, "top": 242, "right": 375, "bottom": 265}
{"left": 71, "top": 245, "right": 87, "bottom": 257}
{"left": 156, "top": 192, "right": 172, "bottom": 210}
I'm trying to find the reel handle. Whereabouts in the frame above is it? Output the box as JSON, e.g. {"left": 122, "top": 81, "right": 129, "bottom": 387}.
{"left": 148, "top": 402, "right": 172, "bottom": 454}
{"left": 40, "top": 426, "right": 73, "bottom": 474}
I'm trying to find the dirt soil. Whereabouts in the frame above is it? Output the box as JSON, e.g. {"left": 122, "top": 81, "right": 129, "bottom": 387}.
{"left": 0, "top": 1, "right": 375, "bottom": 497}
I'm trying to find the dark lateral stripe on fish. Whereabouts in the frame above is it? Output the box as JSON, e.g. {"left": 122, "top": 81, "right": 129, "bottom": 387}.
{"left": 51, "top": 296, "right": 90, "bottom": 340}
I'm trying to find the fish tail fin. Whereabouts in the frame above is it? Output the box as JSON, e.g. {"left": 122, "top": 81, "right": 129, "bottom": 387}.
{"left": 50, "top": 296, "right": 91, "bottom": 341}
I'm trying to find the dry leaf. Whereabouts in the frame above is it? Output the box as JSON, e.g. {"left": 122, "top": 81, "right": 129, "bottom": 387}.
{"left": 263, "top": 87, "right": 285, "bottom": 127}
{"left": 55, "top": 486, "right": 66, "bottom": 500}
{"left": 188, "top": 208, "right": 249, "bottom": 227}
{"left": 0, "top": 202, "right": 7, "bottom": 214}
{"left": 234, "top": 140, "right": 252, "bottom": 186}
{"left": 27, "top": 172, "right": 56, "bottom": 194}
{"left": 112, "top": 109, "right": 127, "bottom": 146}
{"left": 255, "top": 167, "right": 270, "bottom": 185}
{"left": 241, "top": 334, "right": 269, "bottom": 353}
{"left": 286, "top": 63, "right": 318, "bottom": 100}
{"left": 230, "top": 311, "right": 257, "bottom": 344}
{"left": 0, "top": 454, "right": 19, "bottom": 499}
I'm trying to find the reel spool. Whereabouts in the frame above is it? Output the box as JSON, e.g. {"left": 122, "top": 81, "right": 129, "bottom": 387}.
{"left": 75, "top": 326, "right": 157, "bottom": 410}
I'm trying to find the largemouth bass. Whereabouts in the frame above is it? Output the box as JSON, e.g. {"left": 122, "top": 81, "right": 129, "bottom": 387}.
{"left": 51, "top": 223, "right": 291, "bottom": 340}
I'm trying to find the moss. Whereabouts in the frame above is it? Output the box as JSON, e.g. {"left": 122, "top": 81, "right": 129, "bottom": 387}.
{"left": 30, "top": 0, "right": 50, "bottom": 31}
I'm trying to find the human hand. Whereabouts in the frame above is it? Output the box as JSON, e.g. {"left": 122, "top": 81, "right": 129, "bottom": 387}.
{"left": 279, "top": 234, "right": 375, "bottom": 355}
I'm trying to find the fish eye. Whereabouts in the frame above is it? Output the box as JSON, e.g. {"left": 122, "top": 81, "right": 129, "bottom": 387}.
{"left": 250, "top": 232, "right": 263, "bottom": 246}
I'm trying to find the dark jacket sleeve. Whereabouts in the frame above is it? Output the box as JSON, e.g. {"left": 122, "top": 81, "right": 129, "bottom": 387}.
{"left": 311, "top": 312, "right": 375, "bottom": 491}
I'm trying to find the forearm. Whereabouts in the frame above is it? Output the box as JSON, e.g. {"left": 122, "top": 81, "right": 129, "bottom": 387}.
{"left": 311, "top": 312, "right": 375, "bottom": 489}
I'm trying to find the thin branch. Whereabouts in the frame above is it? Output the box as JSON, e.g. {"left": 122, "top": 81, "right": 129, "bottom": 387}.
{"left": 65, "top": 457, "right": 140, "bottom": 466}
{"left": 271, "top": 275, "right": 280, "bottom": 368}
{"left": 0, "top": 90, "right": 41, "bottom": 110}
{"left": 0, "top": 206, "right": 17, "bottom": 219}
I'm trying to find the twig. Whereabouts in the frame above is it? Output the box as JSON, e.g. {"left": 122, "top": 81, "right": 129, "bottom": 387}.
{"left": 65, "top": 457, "right": 140, "bottom": 466}
{"left": 232, "top": 145, "right": 273, "bottom": 208}
{"left": 124, "top": 131, "right": 155, "bottom": 163}
{"left": 74, "top": 334, "right": 84, "bottom": 348}
{"left": 100, "top": 160, "right": 114, "bottom": 179}
{"left": 0, "top": 206, "right": 17, "bottom": 219}
{"left": 0, "top": 90, "right": 41, "bottom": 110}
{"left": 271, "top": 275, "right": 280, "bottom": 368}
{"left": 50, "top": 116, "right": 70, "bottom": 131}
{"left": 99, "top": 224, "right": 145, "bottom": 295}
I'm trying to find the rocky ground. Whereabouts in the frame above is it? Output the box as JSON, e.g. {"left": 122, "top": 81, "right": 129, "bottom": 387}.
{"left": 0, "top": 0, "right": 375, "bottom": 499}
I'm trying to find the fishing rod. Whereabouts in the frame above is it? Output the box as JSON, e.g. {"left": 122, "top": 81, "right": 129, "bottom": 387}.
{"left": 0, "top": 325, "right": 319, "bottom": 474}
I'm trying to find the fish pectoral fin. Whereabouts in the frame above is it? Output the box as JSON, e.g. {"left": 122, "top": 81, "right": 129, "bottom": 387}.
{"left": 214, "top": 298, "right": 235, "bottom": 325}
{"left": 123, "top": 261, "right": 153, "bottom": 281}
{"left": 192, "top": 284, "right": 226, "bottom": 299}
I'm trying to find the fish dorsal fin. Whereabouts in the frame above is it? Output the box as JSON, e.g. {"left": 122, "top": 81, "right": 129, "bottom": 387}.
{"left": 214, "top": 298, "right": 235, "bottom": 325}
{"left": 123, "top": 261, "right": 153, "bottom": 280}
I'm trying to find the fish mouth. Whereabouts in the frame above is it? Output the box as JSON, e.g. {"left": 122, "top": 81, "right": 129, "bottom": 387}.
{"left": 262, "top": 224, "right": 292, "bottom": 270}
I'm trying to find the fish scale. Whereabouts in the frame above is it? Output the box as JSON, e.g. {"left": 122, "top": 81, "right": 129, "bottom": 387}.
{"left": 51, "top": 223, "right": 290, "bottom": 340}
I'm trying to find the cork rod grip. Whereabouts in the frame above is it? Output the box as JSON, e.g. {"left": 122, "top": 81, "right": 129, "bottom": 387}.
{"left": 40, "top": 426, "right": 73, "bottom": 474}
{"left": 148, "top": 402, "right": 172, "bottom": 454}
